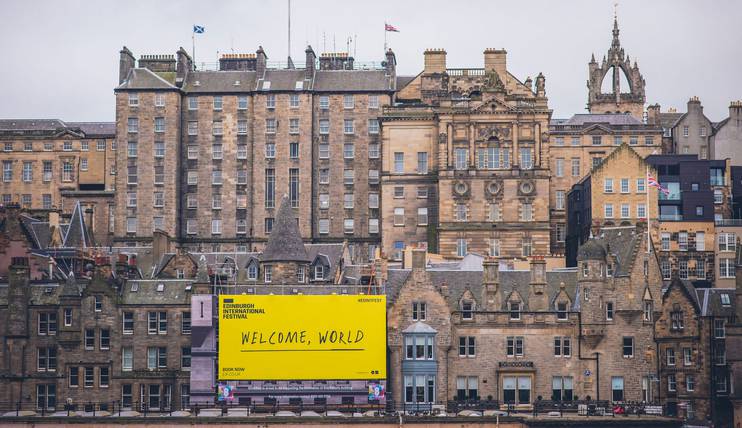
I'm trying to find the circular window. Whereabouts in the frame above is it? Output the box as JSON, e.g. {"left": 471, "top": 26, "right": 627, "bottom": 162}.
{"left": 487, "top": 181, "right": 501, "bottom": 196}
{"left": 519, "top": 181, "right": 534, "bottom": 195}
{"left": 454, "top": 181, "right": 468, "bottom": 195}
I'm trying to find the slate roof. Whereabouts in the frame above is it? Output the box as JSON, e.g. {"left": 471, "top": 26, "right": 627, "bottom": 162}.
{"left": 577, "top": 226, "right": 642, "bottom": 276}
{"left": 656, "top": 112, "right": 685, "bottom": 129}
{"left": 696, "top": 287, "right": 736, "bottom": 318}
{"left": 0, "top": 119, "right": 114, "bottom": 138}
{"left": 396, "top": 75, "right": 416, "bottom": 90}
{"left": 121, "top": 280, "right": 193, "bottom": 305}
{"left": 66, "top": 122, "right": 115, "bottom": 137}
{"left": 0, "top": 119, "right": 66, "bottom": 131}
{"left": 305, "top": 243, "right": 345, "bottom": 277}
{"left": 261, "top": 195, "right": 310, "bottom": 263}
{"left": 403, "top": 321, "right": 437, "bottom": 334}
{"left": 563, "top": 113, "right": 642, "bottom": 126}
{"left": 259, "top": 69, "right": 311, "bottom": 91}
{"left": 63, "top": 202, "right": 92, "bottom": 248}
{"left": 116, "top": 68, "right": 177, "bottom": 90}
{"left": 386, "top": 263, "right": 579, "bottom": 312}
{"left": 313, "top": 70, "right": 392, "bottom": 92}
{"left": 7, "top": 202, "right": 92, "bottom": 250}
{"left": 182, "top": 71, "right": 257, "bottom": 93}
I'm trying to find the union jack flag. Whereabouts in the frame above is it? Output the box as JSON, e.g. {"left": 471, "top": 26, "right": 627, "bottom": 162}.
{"left": 385, "top": 23, "right": 400, "bottom": 32}
{"left": 647, "top": 173, "right": 670, "bottom": 196}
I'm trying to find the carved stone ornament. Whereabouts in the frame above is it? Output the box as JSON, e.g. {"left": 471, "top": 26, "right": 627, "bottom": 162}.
{"left": 486, "top": 180, "right": 502, "bottom": 197}
{"left": 518, "top": 180, "right": 535, "bottom": 196}
{"left": 453, "top": 180, "right": 469, "bottom": 197}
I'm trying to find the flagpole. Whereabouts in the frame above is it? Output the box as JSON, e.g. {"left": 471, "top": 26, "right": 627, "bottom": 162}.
{"left": 384, "top": 22, "right": 387, "bottom": 53}
{"left": 192, "top": 30, "right": 196, "bottom": 67}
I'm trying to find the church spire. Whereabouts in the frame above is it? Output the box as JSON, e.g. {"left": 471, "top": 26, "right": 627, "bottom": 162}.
{"left": 611, "top": 5, "right": 621, "bottom": 50}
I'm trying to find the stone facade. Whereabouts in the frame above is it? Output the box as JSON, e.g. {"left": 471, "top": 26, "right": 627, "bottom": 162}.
{"left": 647, "top": 98, "right": 713, "bottom": 158}
{"left": 0, "top": 119, "right": 115, "bottom": 244}
{"left": 387, "top": 225, "right": 664, "bottom": 409}
{"left": 113, "top": 46, "right": 394, "bottom": 260}
{"left": 0, "top": 257, "right": 193, "bottom": 412}
{"left": 382, "top": 48, "right": 552, "bottom": 261}
{"left": 711, "top": 101, "right": 742, "bottom": 165}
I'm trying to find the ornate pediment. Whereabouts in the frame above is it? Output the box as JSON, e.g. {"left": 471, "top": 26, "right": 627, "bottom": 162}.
{"left": 477, "top": 124, "right": 512, "bottom": 141}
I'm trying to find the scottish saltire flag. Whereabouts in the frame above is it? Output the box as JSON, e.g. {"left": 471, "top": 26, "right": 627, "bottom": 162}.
{"left": 647, "top": 173, "right": 670, "bottom": 196}
{"left": 193, "top": 25, "right": 205, "bottom": 34}
{"left": 385, "top": 23, "right": 400, "bottom": 32}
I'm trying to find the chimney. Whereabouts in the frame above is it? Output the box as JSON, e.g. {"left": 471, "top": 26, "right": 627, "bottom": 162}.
{"left": 385, "top": 48, "right": 397, "bottom": 78}
{"left": 152, "top": 230, "right": 171, "bottom": 267}
{"left": 319, "top": 52, "right": 354, "bottom": 70}
{"left": 305, "top": 46, "right": 316, "bottom": 80}
{"left": 411, "top": 249, "right": 426, "bottom": 271}
{"left": 423, "top": 49, "right": 446, "bottom": 74}
{"left": 119, "top": 46, "right": 135, "bottom": 84}
{"left": 729, "top": 100, "right": 742, "bottom": 123}
{"left": 483, "top": 257, "right": 499, "bottom": 285}
{"left": 48, "top": 209, "right": 63, "bottom": 247}
{"left": 8, "top": 257, "right": 31, "bottom": 336}
{"left": 529, "top": 256, "right": 547, "bottom": 294}
{"left": 687, "top": 96, "right": 702, "bottom": 113}
{"left": 646, "top": 104, "right": 661, "bottom": 125}
{"left": 256, "top": 46, "right": 268, "bottom": 77}
{"left": 94, "top": 256, "right": 112, "bottom": 281}
{"left": 482, "top": 257, "right": 500, "bottom": 311}
{"left": 85, "top": 207, "right": 95, "bottom": 243}
{"left": 176, "top": 47, "right": 193, "bottom": 86}
{"left": 483, "top": 48, "right": 507, "bottom": 79}
{"left": 138, "top": 54, "right": 176, "bottom": 73}
{"left": 218, "top": 53, "right": 256, "bottom": 71}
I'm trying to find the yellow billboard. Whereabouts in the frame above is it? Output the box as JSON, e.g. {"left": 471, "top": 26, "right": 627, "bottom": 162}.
{"left": 218, "top": 294, "right": 386, "bottom": 380}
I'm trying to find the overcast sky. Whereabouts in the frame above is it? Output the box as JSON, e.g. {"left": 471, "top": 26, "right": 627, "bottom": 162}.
{"left": 1, "top": 0, "right": 740, "bottom": 121}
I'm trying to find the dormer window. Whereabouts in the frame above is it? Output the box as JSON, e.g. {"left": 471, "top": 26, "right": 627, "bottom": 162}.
{"left": 721, "top": 293, "right": 731, "bottom": 306}
{"left": 556, "top": 302, "right": 568, "bottom": 320}
{"left": 313, "top": 265, "right": 324, "bottom": 281}
{"left": 509, "top": 302, "right": 521, "bottom": 320}
{"left": 582, "top": 263, "right": 589, "bottom": 277}
{"left": 176, "top": 269, "right": 185, "bottom": 279}
{"left": 461, "top": 301, "right": 473, "bottom": 320}
{"left": 248, "top": 264, "right": 258, "bottom": 281}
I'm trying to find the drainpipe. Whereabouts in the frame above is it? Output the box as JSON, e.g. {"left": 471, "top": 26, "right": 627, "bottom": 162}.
{"left": 576, "top": 311, "right": 599, "bottom": 401}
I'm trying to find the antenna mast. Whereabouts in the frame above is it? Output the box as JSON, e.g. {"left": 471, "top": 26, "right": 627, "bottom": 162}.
{"left": 287, "top": 0, "right": 292, "bottom": 63}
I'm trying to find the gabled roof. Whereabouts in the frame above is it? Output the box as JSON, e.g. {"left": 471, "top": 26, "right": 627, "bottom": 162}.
{"left": 696, "top": 287, "right": 736, "bottom": 318}
{"left": 663, "top": 278, "right": 701, "bottom": 313}
{"left": 396, "top": 75, "right": 417, "bottom": 90}
{"left": 403, "top": 321, "right": 437, "bottom": 334}
{"left": 261, "top": 195, "right": 310, "bottom": 263}
{"left": 564, "top": 113, "right": 642, "bottom": 126}
{"left": 62, "top": 202, "right": 92, "bottom": 248}
{"left": 116, "top": 68, "right": 177, "bottom": 90}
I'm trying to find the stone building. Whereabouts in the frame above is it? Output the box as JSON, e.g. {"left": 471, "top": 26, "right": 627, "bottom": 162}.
{"left": 113, "top": 45, "right": 395, "bottom": 261}
{"left": 0, "top": 256, "right": 193, "bottom": 412}
{"left": 566, "top": 144, "right": 659, "bottom": 266}
{"left": 656, "top": 279, "right": 735, "bottom": 424}
{"left": 549, "top": 115, "right": 662, "bottom": 255}
{"left": 0, "top": 119, "right": 115, "bottom": 245}
{"left": 382, "top": 48, "right": 552, "bottom": 260}
{"left": 586, "top": 17, "right": 646, "bottom": 121}
{"left": 386, "top": 224, "right": 663, "bottom": 409}
{"left": 647, "top": 97, "right": 714, "bottom": 158}
{"left": 711, "top": 100, "right": 742, "bottom": 165}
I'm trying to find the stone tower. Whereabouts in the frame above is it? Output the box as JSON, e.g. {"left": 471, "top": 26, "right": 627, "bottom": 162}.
{"left": 260, "top": 194, "right": 311, "bottom": 284}
{"left": 587, "top": 16, "right": 646, "bottom": 120}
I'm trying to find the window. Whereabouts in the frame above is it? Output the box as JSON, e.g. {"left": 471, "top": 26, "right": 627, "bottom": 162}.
{"left": 343, "top": 94, "right": 354, "bottom": 109}
{"left": 343, "top": 119, "right": 354, "bottom": 134}
{"left": 552, "top": 376, "right": 574, "bottom": 401}
{"left": 98, "top": 366, "right": 110, "bottom": 388}
{"left": 404, "top": 335, "right": 434, "bottom": 361}
{"left": 122, "top": 312, "right": 134, "bottom": 334}
{"left": 392, "top": 152, "right": 405, "bottom": 173}
{"left": 612, "top": 377, "right": 624, "bottom": 402}
{"left": 454, "top": 376, "right": 479, "bottom": 401}
{"left": 83, "top": 328, "right": 95, "bottom": 350}
{"left": 37, "top": 347, "right": 57, "bottom": 372}
{"left": 555, "top": 137, "right": 564, "bottom": 146}
{"left": 613, "top": 136, "right": 622, "bottom": 145}
{"left": 127, "top": 117, "right": 139, "bottom": 133}
{"left": 457, "top": 238, "right": 468, "bottom": 257}
{"left": 344, "top": 218, "right": 354, "bottom": 234}
{"left": 506, "top": 336, "right": 524, "bottom": 357}
{"left": 100, "top": 329, "right": 110, "bottom": 350}
{"left": 42, "top": 161, "right": 52, "bottom": 182}
{"left": 264, "top": 265, "right": 272, "bottom": 282}
{"left": 459, "top": 336, "right": 476, "bottom": 357}
{"left": 666, "top": 348, "right": 676, "bottom": 366}
{"left": 645, "top": 136, "right": 654, "bottom": 145}
{"left": 604, "top": 178, "right": 613, "bottom": 193}
{"left": 368, "top": 95, "right": 379, "bottom": 109}
{"left": 683, "top": 347, "right": 693, "bottom": 366}
{"left": 265, "top": 168, "right": 275, "bottom": 208}
{"left": 685, "top": 375, "right": 695, "bottom": 392}
{"left": 313, "top": 264, "right": 325, "bottom": 281}
{"left": 36, "top": 384, "right": 56, "bottom": 410}
{"left": 622, "top": 337, "right": 634, "bottom": 358}
{"left": 318, "top": 95, "right": 330, "bottom": 110}
{"left": 417, "top": 152, "right": 428, "bottom": 173}
{"left": 265, "top": 118, "right": 276, "bottom": 134}
{"left": 319, "top": 194, "right": 330, "bottom": 209}
{"left": 147, "top": 347, "right": 167, "bottom": 370}
{"left": 592, "top": 135, "right": 602, "bottom": 145}
{"left": 522, "top": 238, "right": 532, "bottom": 257}
{"left": 149, "top": 384, "right": 161, "bottom": 409}
{"left": 369, "top": 218, "right": 379, "bottom": 234}
{"left": 643, "top": 301, "right": 653, "bottom": 322}
{"left": 715, "top": 319, "right": 726, "bottom": 338}
{"left": 454, "top": 148, "right": 468, "bottom": 170}
{"left": 368, "top": 119, "right": 380, "bottom": 134}
{"left": 63, "top": 141, "right": 72, "bottom": 151}
{"left": 488, "top": 203, "right": 501, "bottom": 221}
{"left": 571, "top": 158, "right": 580, "bottom": 177}
{"left": 519, "top": 148, "right": 533, "bottom": 169}
{"left": 38, "top": 312, "right": 58, "bottom": 335}
{"left": 69, "top": 366, "right": 79, "bottom": 387}
{"left": 368, "top": 169, "right": 379, "bottom": 184}
{"left": 288, "top": 93, "right": 299, "bottom": 108}
{"left": 621, "top": 204, "right": 630, "bottom": 218}
{"left": 700, "top": 126, "right": 707, "bottom": 137}
{"left": 343, "top": 169, "right": 354, "bottom": 185}
{"left": 719, "top": 233, "right": 736, "bottom": 252}
{"left": 264, "top": 94, "right": 275, "bottom": 109}
{"left": 210, "top": 219, "right": 222, "bottom": 235}
{"left": 489, "top": 238, "right": 501, "bottom": 257}
{"left": 678, "top": 232, "right": 689, "bottom": 251}
{"left": 668, "top": 374, "right": 677, "bottom": 392}
{"left": 181, "top": 347, "right": 191, "bottom": 370}
{"left": 678, "top": 260, "right": 689, "bottom": 279}
{"left": 555, "top": 158, "right": 564, "bottom": 177}
{"left": 455, "top": 203, "right": 467, "bottom": 221}
{"left": 153, "top": 192, "right": 164, "bottom": 208}
{"left": 412, "top": 302, "right": 426, "bottom": 321}
{"left": 153, "top": 117, "right": 165, "bottom": 133}
{"left": 148, "top": 311, "right": 167, "bottom": 334}
{"left": 344, "top": 143, "right": 355, "bottom": 159}
{"left": 82, "top": 366, "right": 94, "bottom": 387}
{"left": 318, "top": 219, "right": 329, "bottom": 234}
{"left": 509, "top": 302, "right": 521, "bottom": 320}
{"left": 367, "top": 143, "right": 380, "bottom": 159}
{"left": 503, "top": 376, "right": 531, "bottom": 404}
{"left": 289, "top": 168, "right": 300, "bottom": 207}
{"left": 720, "top": 258, "right": 735, "bottom": 278}
{"left": 288, "top": 118, "right": 299, "bottom": 135}
{"left": 714, "top": 189, "right": 723, "bottom": 204}
{"left": 417, "top": 208, "right": 428, "bottom": 226}
{"left": 604, "top": 203, "right": 614, "bottom": 218}
{"left": 128, "top": 93, "right": 139, "bottom": 106}
{"left": 236, "top": 95, "right": 248, "bottom": 110}
{"left": 671, "top": 309, "right": 684, "bottom": 330}
{"left": 461, "top": 301, "right": 473, "bottom": 320}
{"left": 556, "top": 302, "right": 568, "bottom": 320}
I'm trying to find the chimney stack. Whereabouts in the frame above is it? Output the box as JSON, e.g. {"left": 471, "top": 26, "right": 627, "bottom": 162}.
{"left": 411, "top": 249, "right": 426, "bottom": 271}
{"left": 687, "top": 96, "right": 702, "bottom": 113}
{"left": 176, "top": 47, "right": 193, "bottom": 86}
{"left": 319, "top": 52, "right": 354, "bottom": 70}
{"left": 423, "top": 49, "right": 446, "bottom": 74}
{"left": 256, "top": 46, "right": 268, "bottom": 77}
{"left": 646, "top": 104, "right": 661, "bottom": 125}
{"left": 729, "top": 100, "right": 742, "bottom": 123}
{"left": 483, "top": 49, "right": 507, "bottom": 80}
{"left": 529, "top": 256, "right": 547, "bottom": 294}
{"left": 119, "top": 46, "right": 135, "bottom": 84}
{"left": 305, "top": 46, "right": 316, "bottom": 80}
{"left": 138, "top": 54, "right": 176, "bottom": 73}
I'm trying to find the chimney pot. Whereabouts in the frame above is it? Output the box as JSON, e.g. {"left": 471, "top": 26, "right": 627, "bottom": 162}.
{"left": 423, "top": 49, "right": 447, "bottom": 74}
